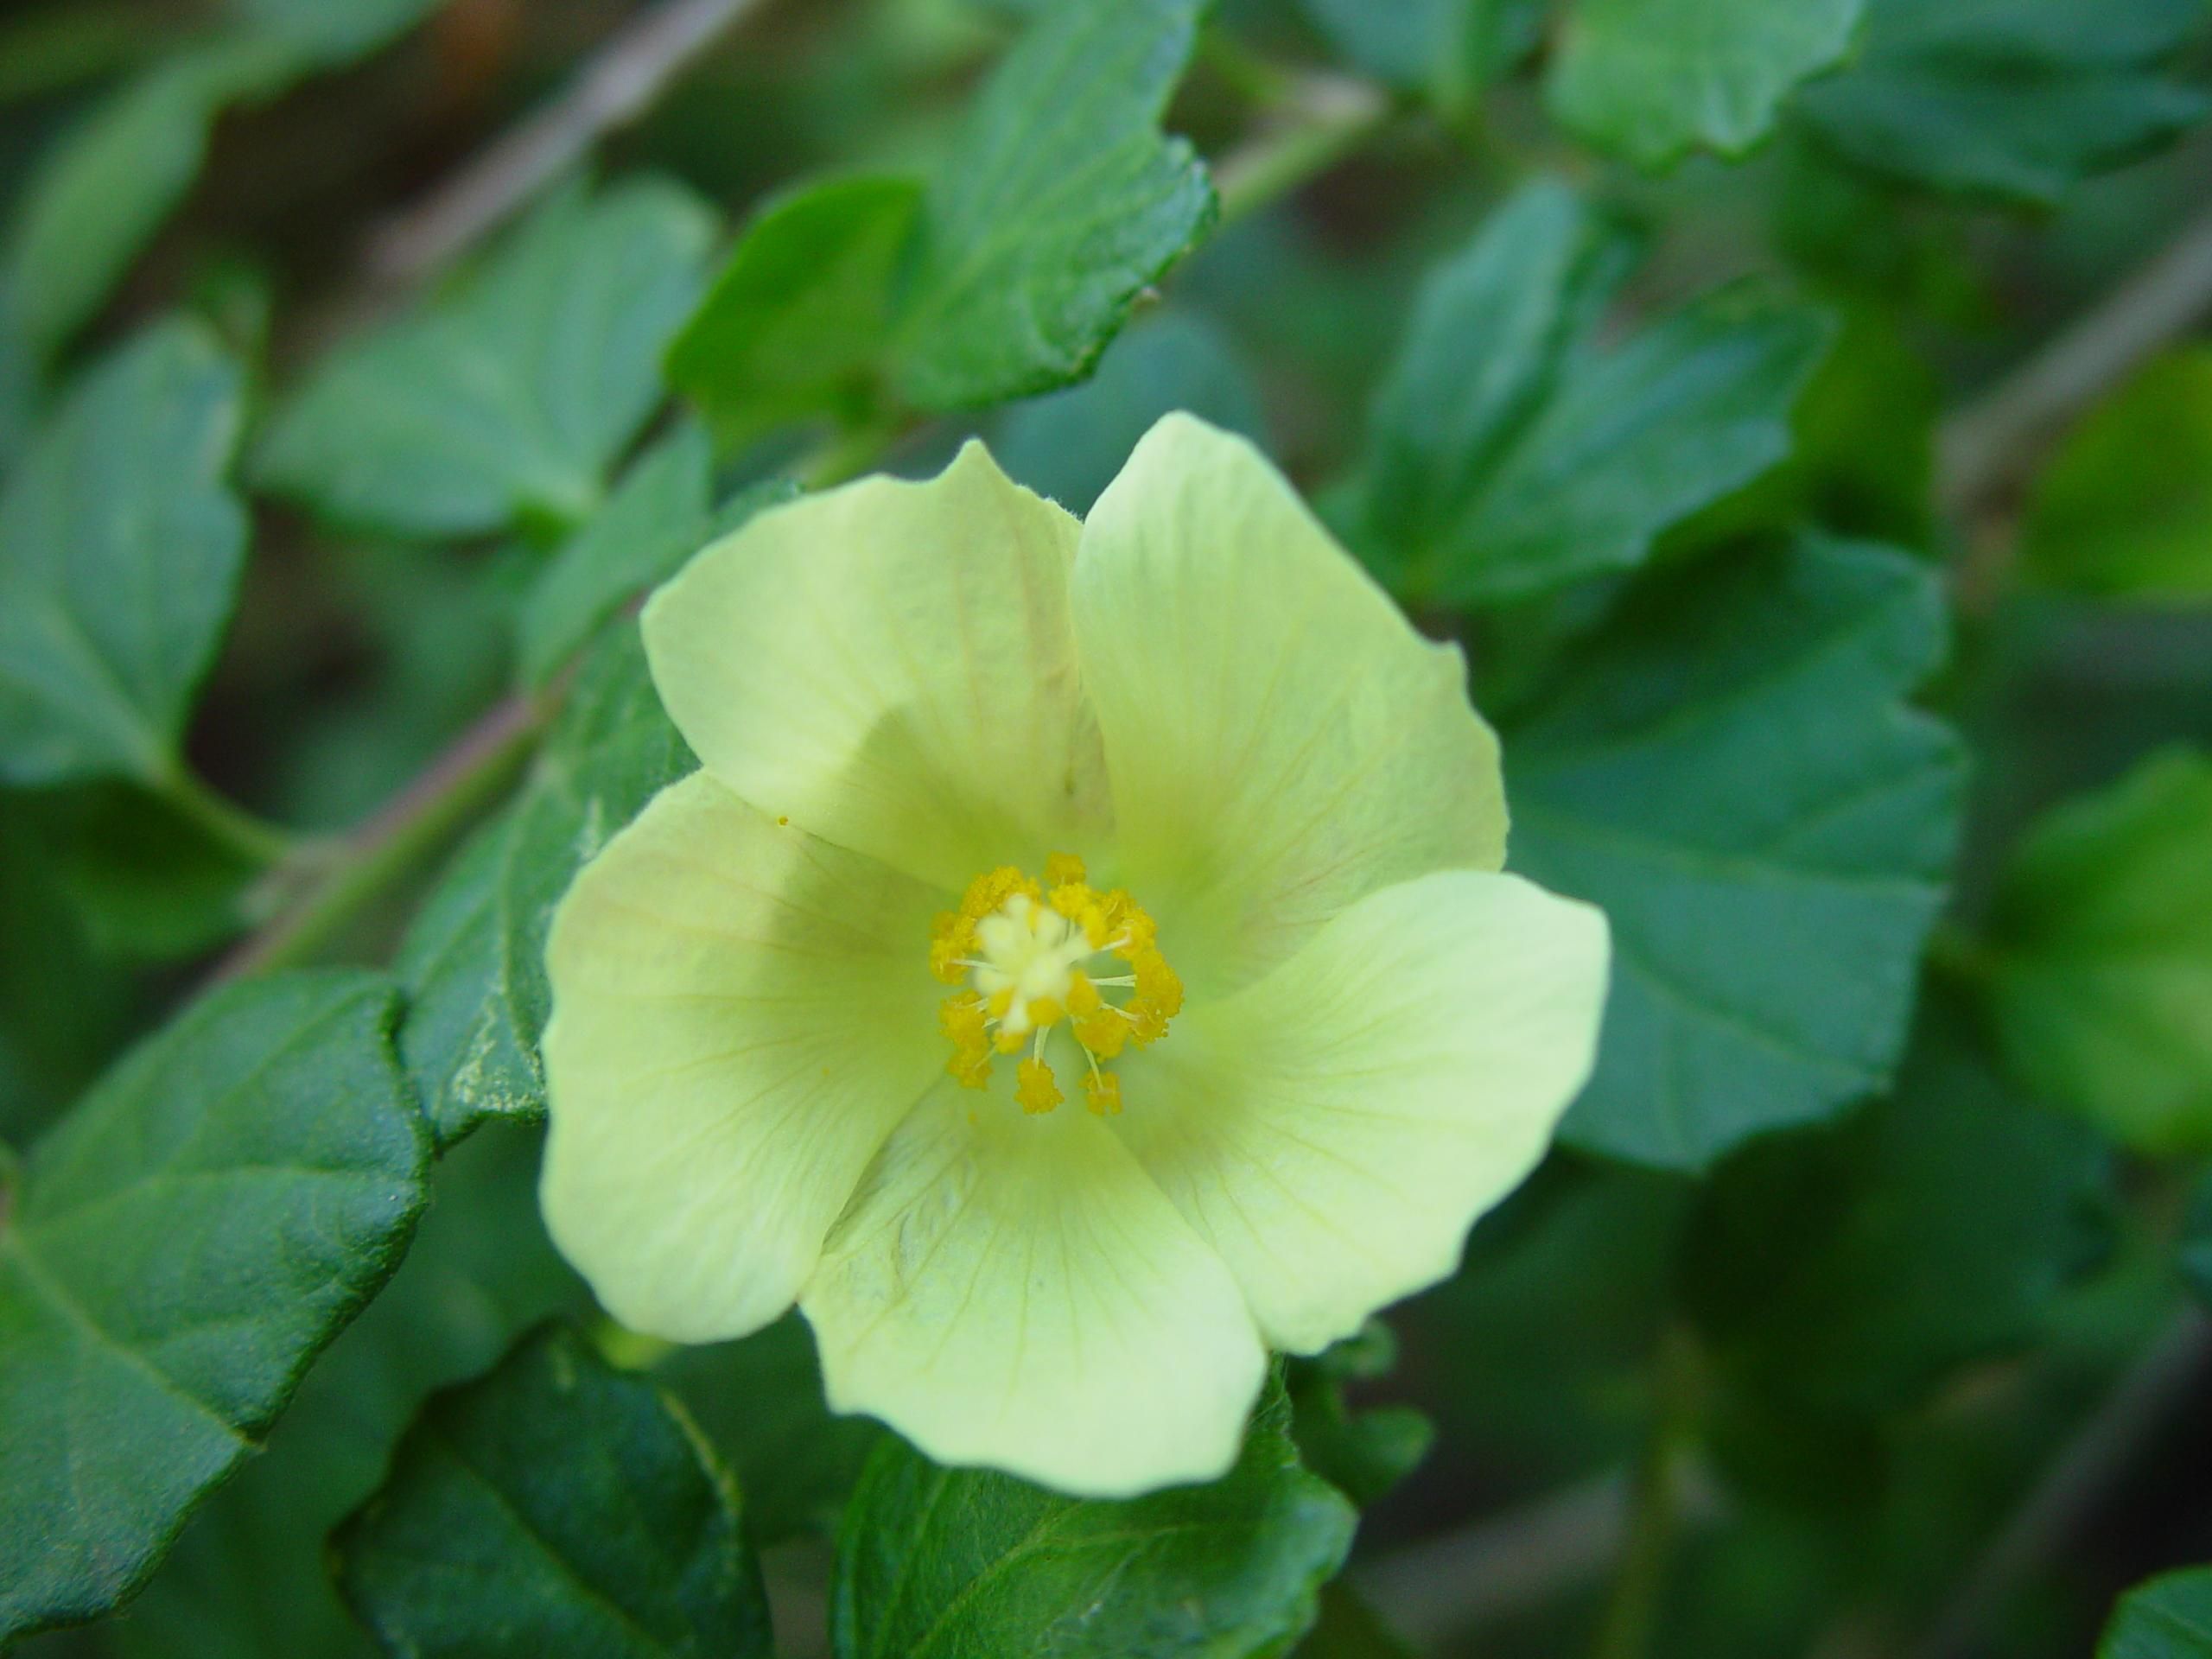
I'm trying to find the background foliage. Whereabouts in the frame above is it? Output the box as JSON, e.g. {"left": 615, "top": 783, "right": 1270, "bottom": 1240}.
{"left": 3, "top": 0, "right": 2211, "bottom": 1655}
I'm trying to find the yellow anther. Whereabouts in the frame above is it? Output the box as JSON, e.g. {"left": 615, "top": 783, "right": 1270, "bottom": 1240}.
{"left": 1073, "top": 1008, "right": 1129, "bottom": 1059}
{"left": 1015, "top": 1057, "right": 1062, "bottom": 1115}
{"left": 1044, "top": 851, "right": 1086, "bottom": 887}
{"left": 1084, "top": 1070, "right": 1122, "bottom": 1116}
{"left": 1026, "top": 995, "right": 1065, "bottom": 1029}
{"left": 1065, "top": 974, "right": 1102, "bottom": 1017}
{"left": 928, "top": 913, "right": 976, "bottom": 983}
{"left": 938, "top": 995, "right": 991, "bottom": 1088}
{"left": 1131, "top": 946, "right": 1183, "bottom": 1019}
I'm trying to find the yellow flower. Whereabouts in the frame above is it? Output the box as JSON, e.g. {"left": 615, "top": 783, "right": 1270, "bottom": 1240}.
{"left": 539, "top": 415, "right": 1609, "bottom": 1497}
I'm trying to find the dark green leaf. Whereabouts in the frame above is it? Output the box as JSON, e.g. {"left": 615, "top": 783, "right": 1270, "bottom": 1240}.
{"left": 27, "top": 783, "right": 259, "bottom": 960}
{"left": 1290, "top": 1582, "right": 1419, "bottom": 1658}
{"left": 335, "top": 1323, "right": 770, "bottom": 1659}
{"left": 397, "top": 624, "right": 692, "bottom": 1147}
{"left": 257, "top": 178, "right": 716, "bottom": 539}
{"left": 1297, "top": 0, "right": 1540, "bottom": 110}
{"left": 1686, "top": 1005, "right": 2109, "bottom": 1414}
{"left": 2183, "top": 1174, "right": 2212, "bottom": 1311}
{"left": 0, "top": 35, "right": 299, "bottom": 360}
{"left": 232, "top": 0, "right": 443, "bottom": 63}
{"left": 1357, "top": 181, "right": 1831, "bottom": 605}
{"left": 664, "top": 175, "right": 921, "bottom": 446}
{"left": 1795, "top": 0, "right": 2212, "bottom": 206}
{"left": 1549, "top": 0, "right": 1863, "bottom": 168}
{"left": 0, "top": 320, "right": 246, "bottom": 789}
{"left": 992, "top": 308, "right": 1264, "bottom": 513}
{"left": 2099, "top": 1566, "right": 2212, "bottom": 1658}
{"left": 2020, "top": 346, "right": 2212, "bottom": 602}
{"left": 1508, "top": 536, "right": 1965, "bottom": 1168}
{"left": 832, "top": 1380, "right": 1356, "bottom": 1659}
{"left": 1986, "top": 748, "right": 2212, "bottom": 1154}
{"left": 0, "top": 970, "right": 426, "bottom": 1641}
{"left": 658, "top": 1312, "right": 887, "bottom": 1548}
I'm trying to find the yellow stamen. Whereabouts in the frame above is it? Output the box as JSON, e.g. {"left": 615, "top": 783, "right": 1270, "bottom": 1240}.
{"left": 1015, "top": 1057, "right": 1062, "bottom": 1115}
{"left": 1084, "top": 1069, "right": 1122, "bottom": 1116}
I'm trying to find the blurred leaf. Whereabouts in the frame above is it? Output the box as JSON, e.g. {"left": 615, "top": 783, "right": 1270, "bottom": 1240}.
{"left": 665, "top": 175, "right": 922, "bottom": 447}
{"left": 258, "top": 179, "right": 716, "bottom": 539}
{"left": 658, "top": 1312, "right": 887, "bottom": 1547}
{"left": 1795, "top": 0, "right": 2212, "bottom": 206}
{"left": 1286, "top": 1328, "right": 1433, "bottom": 1509}
{"left": 672, "top": 0, "right": 1211, "bottom": 435}
{"left": 992, "top": 308, "right": 1263, "bottom": 513}
{"left": 0, "top": 320, "right": 246, "bottom": 789}
{"left": 1509, "top": 536, "right": 1965, "bottom": 1168}
{"left": 2020, "top": 346, "right": 2212, "bottom": 602}
{"left": 2185, "top": 1175, "right": 2212, "bottom": 1309}
{"left": 28, "top": 784, "right": 258, "bottom": 960}
{"left": 397, "top": 623, "right": 692, "bottom": 1147}
{"left": 520, "top": 423, "right": 712, "bottom": 689}
{"left": 1986, "top": 748, "right": 2212, "bottom": 1154}
{"left": 1356, "top": 181, "right": 1832, "bottom": 605}
{"left": 1290, "top": 1582, "right": 1418, "bottom": 1657}
{"left": 1548, "top": 0, "right": 1862, "bottom": 168}
{"left": 1297, "top": 0, "right": 1540, "bottom": 110}
{"left": 335, "top": 1323, "right": 771, "bottom": 1659}
{"left": 100, "top": 1123, "right": 583, "bottom": 1659}
{"left": 831, "top": 1378, "right": 1354, "bottom": 1659}
{"left": 0, "top": 970, "right": 426, "bottom": 1642}
{"left": 1686, "top": 1006, "right": 2109, "bottom": 1415}
{"left": 232, "top": 0, "right": 444, "bottom": 63}
{"left": 2099, "top": 1566, "right": 2212, "bottom": 1657}
{"left": 0, "top": 34, "right": 299, "bottom": 361}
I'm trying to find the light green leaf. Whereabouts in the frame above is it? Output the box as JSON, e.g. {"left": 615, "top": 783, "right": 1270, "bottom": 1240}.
{"left": 397, "top": 624, "right": 692, "bottom": 1147}
{"left": 0, "top": 970, "right": 427, "bottom": 1642}
{"left": 257, "top": 178, "right": 717, "bottom": 539}
{"left": 1, "top": 34, "right": 299, "bottom": 360}
{"left": 1685, "top": 1004, "right": 2109, "bottom": 1414}
{"left": 992, "top": 308, "right": 1263, "bottom": 513}
{"left": 1550, "top": 0, "right": 1862, "bottom": 168}
{"left": 334, "top": 1322, "right": 770, "bottom": 1659}
{"left": 2099, "top": 1566, "right": 2212, "bottom": 1658}
{"left": 2020, "top": 346, "right": 2212, "bottom": 602}
{"left": 1357, "top": 181, "right": 1833, "bottom": 605}
{"left": 1296, "top": 0, "right": 1540, "bottom": 111}
{"left": 832, "top": 1378, "right": 1355, "bottom": 1659}
{"left": 664, "top": 175, "right": 922, "bottom": 447}
{"left": 1795, "top": 0, "right": 2212, "bottom": 206}
{"left": 1508, "top": 535, "right": 1965, "bottom": 1168}
{"left": 1986, "top": 749, "right": 2212, "bottom": 1154}
{"left": 671, "top": 0, "right": 1211, "bottom": 435}
{"left": 0, "top": 320, "right": 247, "bottom": 788}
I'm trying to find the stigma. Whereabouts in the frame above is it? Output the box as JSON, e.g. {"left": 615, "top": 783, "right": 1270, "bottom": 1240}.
{"left": 930, "top": 854, "right": 1181, "bottom": 1115}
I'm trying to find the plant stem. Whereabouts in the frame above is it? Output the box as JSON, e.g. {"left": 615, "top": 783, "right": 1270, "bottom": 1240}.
{"left": 1214, "top": 70, "right": 1393, "bottom": 226}
{"left": 157, "top": 763, "right": 298, "bottom": 867}
{"left": 1592, "top": 1329, "right": 1700, "bottom": 1659}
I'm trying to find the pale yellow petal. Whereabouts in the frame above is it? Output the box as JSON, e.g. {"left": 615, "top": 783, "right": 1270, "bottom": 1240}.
{"left": 643, "top": 441, "right": 1107, "bottom": 890}
{"left": 1114, "top": 869, "right": 1608, "bottom": 1355}
{"left": 541, "top": 772, "right": 947, "bottom": 1343}
{"left": 801, "top": 1080, "right": 1266, "bottom": 1497}
{"left": 1072, "top": 413, "right": 1507, "bottom": 995}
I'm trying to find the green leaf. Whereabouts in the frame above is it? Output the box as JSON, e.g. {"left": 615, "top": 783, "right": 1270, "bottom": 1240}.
{"left": 1286, "top": 1326, "right": 1434, "bottom": 1508}
{"left": 0, "top": 34, "right": 300, "bottom": 360}
{"left": 1507, "top": 535, "right": 1966, "bottom": 1168}
{"left": 1795, "top": 0, "right": 2212, "bottom": 206}
{"left": 0, "top": 969, "right": 427, "bottom": 1642}
{"left": 1297, "top": 0, "right": 1540, "bottom": 111}
{"left": 2099, "top": 1566, "right": 2212, "bottom": 1658}
{"left": 1548, "top": 0, "right": 1863, "bottom": 168}
{"left": 832, "top": 1379, "right": 1356, "bottom": 1659}
{"left": 231, "top": 0, "right": 443, "bottom": 63}
{"left": 397, "top": 623, "right": 692, "bottom": 1147}
{"left": 664, "top": 174, "right": 922, "bottom": 447}
{"left": 334, "top": 1322, "right": 771, "bottom": 1659}
{"left": 0, "top": 319, "right": 247, "bottom": 789}
{"left": 1986, "top": 748, "right": 2212, "bottom": 1155}
{"left": 26, "top": 782, "right": 260, "bottom": 961}
{"left": 2184, "top": 1173, "right": 2212, "bottom": 1310}
{"left": 2019, "top": 346, "right": 2212, "bottom": 602}
{"left": 658, "top": 1312, "right": 887, "bottom": 1547}
{"left": 992, "top": 308, "right": 1264, "bottom": 514}
{"left": 1357, "top": 181, "right": 1832, "bottom": 606}
{"left": 257, "top": 178, "right": 717, "bottom": 540}
{"left": 1685, "top": 1004, "right": 2109, "bottom": 1415}
{"left": 671, "top": 0, "right": 1212, "bottom": 434}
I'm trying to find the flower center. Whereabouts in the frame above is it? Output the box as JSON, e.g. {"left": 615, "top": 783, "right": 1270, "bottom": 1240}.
{"left": 929, "top": 854, "right": 1181, "bottom": 1116}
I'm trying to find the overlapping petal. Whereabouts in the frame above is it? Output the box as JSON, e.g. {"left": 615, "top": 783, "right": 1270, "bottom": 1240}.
{"left": 801, "top": 1080, "right": 1267, "bottom": 1496}
{"left": 1113, "top": 870, "right": 1609, "bottom": 1355}
{"left": 541, "top": 772, "right": 948, "bottom": 1342}
{"left": 1071, "top": 414, "right": 1509, "bottom": 997}
{"left": 642, "top": 441, "right": 1107, "bottom": 891}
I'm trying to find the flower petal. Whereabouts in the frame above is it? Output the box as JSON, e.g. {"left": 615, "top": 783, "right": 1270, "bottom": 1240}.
{"left": 1114, "top": 869, "right": 1609, "bottom": 1355}
{"left": 1071, "top": 413, "right": 1508, "bottom": 995}
{"left": 801, "top": 1081, "right": 1267, "bottom": 1497}
{"left": 541, "top": 771, "right": 947, "bottom": 1343}
{"left": 643, "top": 440, "right": 1106, "bottom": 890}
